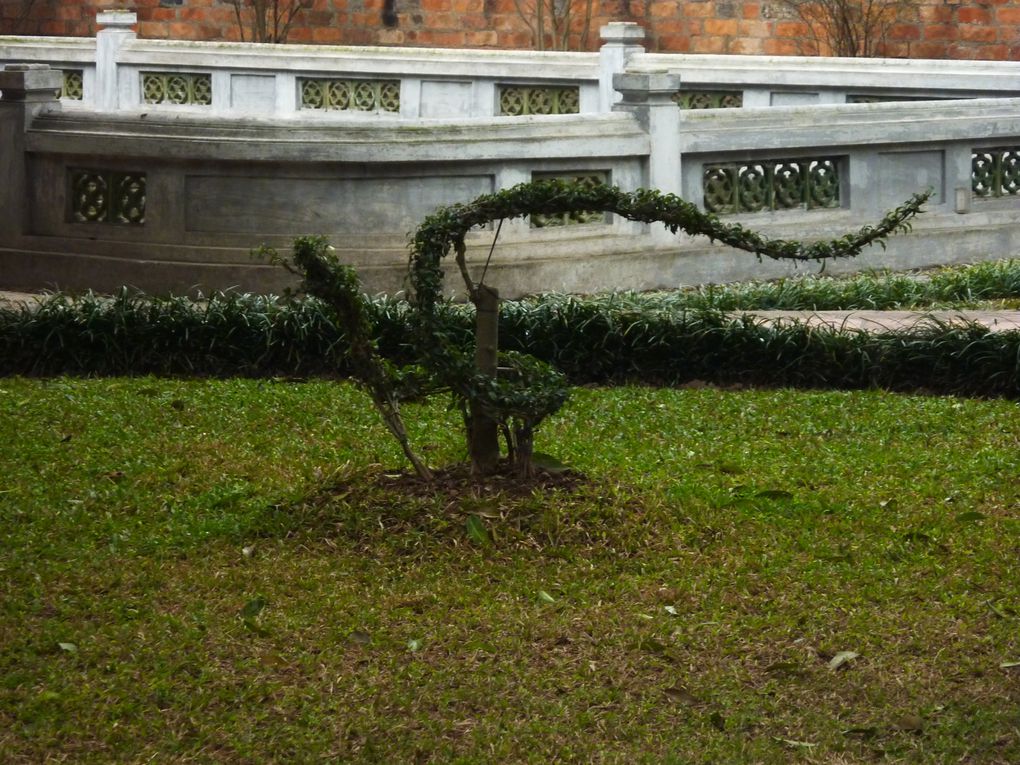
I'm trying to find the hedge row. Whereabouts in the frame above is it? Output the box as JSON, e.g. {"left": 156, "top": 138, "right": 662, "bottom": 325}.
{"left": 1, "top": 289, "right": 1017, "bottom": 398}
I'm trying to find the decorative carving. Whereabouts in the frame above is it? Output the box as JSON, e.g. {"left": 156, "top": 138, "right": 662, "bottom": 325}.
{"left": 61, "top": 69, "right": 84, "bottom": 100}
{"left": 498, "top": 86, "right": 581, "bottom": 116}
{"left": 530, "top": 172, "right": 609, "bottom": 227}
{"left": 299, "top": 79, "right": 400, "bottom": 112}
{"left": 70, "top": 169, "right": 146, "bottom": 225}
{"left": 673, "top": 90, "right": 743, "bottom": 109}
{"left": 141, "top": 72, "right": 212, "bottom": 105}
{"left": 703, "top": 158, "right": 841, "bottom": 214}
{"left": 972, "top": 148, "right": 1020, "bottom": 198}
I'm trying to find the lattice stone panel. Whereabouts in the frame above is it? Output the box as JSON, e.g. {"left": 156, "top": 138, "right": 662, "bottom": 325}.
{"left": 142, "top": 72, "right": 212, "bottom": 105}
{"left": 673, "top": 90, "right": 743, "bottom": 109}
{"left": 61, "top": 69, "right": 84, "bottom": 100}
{"left": 530, "top": 172, "right": 609, "bottom": 228}
{"left": 300, "top": 79, "right": 400, "bottom": 112}
{"left": 70, "top": 169, "right": 146, "bottom": 225}
{"left": 703, "top": 158, "right": 841, "bottom": 214}
{"left": 499, "top": 86, "right": 580, "bottom": 116}
{"left": 972, "top": 148, "right": 1020, "bottom": 199}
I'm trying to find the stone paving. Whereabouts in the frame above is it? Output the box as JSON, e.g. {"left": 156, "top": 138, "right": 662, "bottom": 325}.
{"left": 2, "top": 290, "right": 1019, "bottom": 333}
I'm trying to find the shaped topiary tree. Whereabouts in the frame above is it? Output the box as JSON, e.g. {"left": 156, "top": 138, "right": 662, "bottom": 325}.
{"left": 407, "top": 179, "right": 930, "bottom": 478}
{"left": 274, "top": 180, "right": 929, "bottom": 481}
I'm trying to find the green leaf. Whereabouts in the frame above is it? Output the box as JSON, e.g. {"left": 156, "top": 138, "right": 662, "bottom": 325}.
{"left": 954, "top": 511, "right": 985, "bottom": 524}
{"left": 531, "top": 452, "right": 569, "bottom": 473}
{"left": 1000, "top": 660, "right": 1020, "bottom": 669}
{"left": 407, "top": 638, "right": 423, "bottom": 652}
{"left": 241, "top": 596, "right": 268, "bottom": 620}
{"left": 537, "top": 590, "right": 556, "bottom": 604}
{"left": 57, "top": 642, "right": 77, "bottom": 653}
{"left": 465, "top": 515, "right": 490, "bottom": 546}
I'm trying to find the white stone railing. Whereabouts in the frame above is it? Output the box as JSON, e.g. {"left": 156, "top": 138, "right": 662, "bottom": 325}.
{"left": 4, "top": 17, "right": 1020, "bottom": 296}
{"left": 0, "top": 10, "right": 605, "bottom": 118}
{"left": 5, "top": 12, "right": 1020, "bottom": 120}
{"left": 631, "top": 52, "right": 1020, "bottom": 108}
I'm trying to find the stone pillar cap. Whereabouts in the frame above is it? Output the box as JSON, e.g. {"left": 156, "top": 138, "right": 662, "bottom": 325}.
{"left": 600, "top": 22, "right": 646, "bottom": 44}
{"left": 97, "top": 10, "right": 138, "bottom": 28}
{"left": 0, "top": 63, "right": 62, "bottom": 101}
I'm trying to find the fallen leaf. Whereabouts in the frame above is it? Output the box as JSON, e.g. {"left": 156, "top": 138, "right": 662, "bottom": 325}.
{"left": 349, "top": 630, "right": 371, "bottom": 645}
{"left": 892, "top": 714, "right": 924, "bottom": 732}
{"left": 57, "top": 642, "right": 77, "bottom": 653}
{"left": 664, "top": 685, "right": 700, "bottom": 704}
{"left": 828, "top": 650, "right": 859, "bottom": 670}
{"left": 775, "top": 738, "right": 816, "bottom": 749}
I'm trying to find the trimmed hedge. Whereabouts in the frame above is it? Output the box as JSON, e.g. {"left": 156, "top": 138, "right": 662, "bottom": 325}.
{"left": 1, "top": 286, "right": 1018, "bottom": 398}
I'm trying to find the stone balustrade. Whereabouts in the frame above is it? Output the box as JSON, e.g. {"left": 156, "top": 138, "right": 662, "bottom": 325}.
{"left": 3, "top": 15, "right": 1020, "bottom": 296}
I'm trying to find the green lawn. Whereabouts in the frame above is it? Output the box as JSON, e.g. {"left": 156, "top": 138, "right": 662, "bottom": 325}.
{"left": 1, "top": 378, "right": 1018, "bottom": 763}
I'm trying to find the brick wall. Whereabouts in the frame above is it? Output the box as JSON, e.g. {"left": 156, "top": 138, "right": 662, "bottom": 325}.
{"left": 4, "top": 0, "right": 1020, "bottom": 60}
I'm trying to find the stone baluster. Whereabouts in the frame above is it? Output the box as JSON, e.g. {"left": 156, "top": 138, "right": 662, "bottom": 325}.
{"left": 598, "top": 22, "right": 646, "bottom": 114}
{"left": 96, "top": 10, "right": 137, "bottom": 112}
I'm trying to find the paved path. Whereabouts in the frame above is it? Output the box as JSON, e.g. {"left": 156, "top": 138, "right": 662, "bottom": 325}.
{"left": 3, "top": 290, "right": 1019, "bottom": 333}
{"left": 740, "top": 310, "right": 1020, "bottom": 333}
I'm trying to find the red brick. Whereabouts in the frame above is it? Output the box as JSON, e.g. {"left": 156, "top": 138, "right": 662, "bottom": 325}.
{"left": 957, "top": 7, "right": 992, "bottom": 23}
{"left": 742, "top": 3, "right": 761, "bottom": 20}
{"left": 736, "top": 19, "right": 769, "bottom": 37}
{"left": 464, "top": 30, "right": 498, "bottom": 46}
{"left": 653, "top": 18, "right": 690, "bottom": 35}
{"left": 55, "top": 5, "right": 84, "bottom": 21}
{"left": 763, "top": 36, "right": 803, "bottom": 55}
{"left": 919, "top": 5, "right": 953, "bottom": 22}
{"left": 284, "top": 26, "right": 314, "bottom": 42}
{"left": 911, "top": 41, "right": 951, "bottom": 58}
{"left": 878, "top": 41, "right": 913, "bottom": 58}
{"left": 959, "top": 24, "right": 999, "bottom": 42}
{"left": 136, "top": 20, "right": 170, "bottom": 39}
{"left": 502, "top": 30, "right": 535, "bottom": 48}
{"left": 774, "top": 20, "right": 809, "bottom": 38}
{"left": 703, "top": 18, "right": 738, "bottom": 35}
{"left": 727, "top": 36, "right": 764, "bottom": 54}
{"left": 887, "top": 23, "right": 921, "bottom": 41}
{"left": 311, "top": 26, "right": 343, "bottom": 43}
{"left": 146, "top": 8, "right": 178, "bottom": 22}
{"left": 924, "top": 23, "right": 958, "bottom": 40}
{"left": 996, "top": 7, "right": 1020, "bottom": 23}
{"left": 689, "top": 35, "right": 727, "bottom": 52}
{"left": 680, "top": 3, "right": 712, "bottom": 18}
{"left": 648, "top": 1, "right": 677, "bottom": 19}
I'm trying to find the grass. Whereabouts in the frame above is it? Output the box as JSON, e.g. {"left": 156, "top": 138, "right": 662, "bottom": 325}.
{"left": 1, "top": 377, "right": 1019, "bottom": 763}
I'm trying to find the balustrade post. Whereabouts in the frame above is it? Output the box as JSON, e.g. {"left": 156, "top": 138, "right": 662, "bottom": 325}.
{"left": 613, "top": 70, "right": 684, "bottom": 208}
{"left": 0, "top": 64, "right": 63, "bottom": 245}
{"left": 598, "top": 22, "right": 645, "bottom": 114}
{"left": 96, "top": 10, "right": 137, "bottom": 112}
